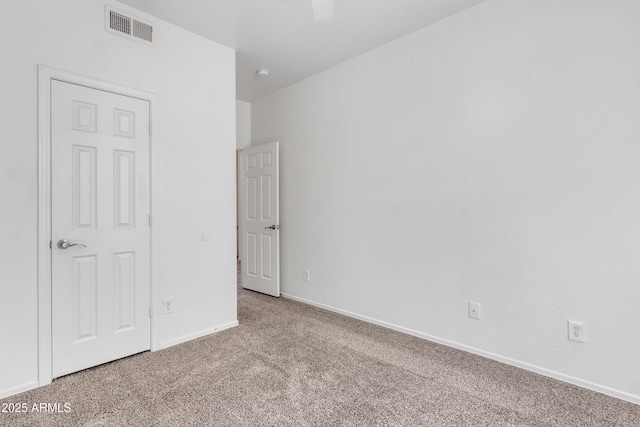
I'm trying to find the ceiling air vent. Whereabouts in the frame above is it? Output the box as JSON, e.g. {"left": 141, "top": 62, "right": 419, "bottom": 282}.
{"left": 105, "top": 6, "right": 154, "bottom": 46}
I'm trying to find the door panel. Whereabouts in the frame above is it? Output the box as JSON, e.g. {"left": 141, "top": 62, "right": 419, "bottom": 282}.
{"left": 114, "top": 252, "right": 136, "bottom": 332}
{"left": 72, "top": 255, "right": 98, "bottom": 342}
{"left": 261, "top": 176, "right": 272, "bottom": 220}
{"left": 72, "top": 145, "right": 97, "bottom": 230}
{"left": 241, "top": 142, "right": 280, "bottom": 297}
{"left": 51, "top": 80, "right": 151, "bottom": 378}
{"left": 114, "top": 150, "right": 135, "bottom": 228}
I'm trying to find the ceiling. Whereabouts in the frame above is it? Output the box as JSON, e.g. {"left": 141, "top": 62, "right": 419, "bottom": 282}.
{"left": 117, "top": 0, "right": 487, "bottom": 102}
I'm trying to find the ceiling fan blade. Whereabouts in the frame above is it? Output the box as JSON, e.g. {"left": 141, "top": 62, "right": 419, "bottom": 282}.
{"left": 311, "top": 0, "right": 334, "bottom": 22}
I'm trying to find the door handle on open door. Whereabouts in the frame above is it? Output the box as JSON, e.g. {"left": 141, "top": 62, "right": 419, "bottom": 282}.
{"left": 264, "top": 225, "right": 280, "bottom": 230}
{"left": 57, "top": 239, "right": 87, "bottom": 249}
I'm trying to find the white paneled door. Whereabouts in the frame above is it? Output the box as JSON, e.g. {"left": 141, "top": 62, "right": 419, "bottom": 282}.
{"left": 51, "top": 80, "right": 151, "bottom": 378}
{"left": 241, "top": 142, "right": 280, "bottom": 297}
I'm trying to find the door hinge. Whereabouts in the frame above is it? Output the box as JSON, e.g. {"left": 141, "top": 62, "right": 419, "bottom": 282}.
{"left": 148, "top": 121, "right": 152, "bottom": 135}
{"left": 149, "top": 305, "right": 153, "bottom": 318}
{"left": 49, "top": 240, "right": 52, "bottom": 249}
{"left": 149, "top": 213, "right": 152, "bottom": 227}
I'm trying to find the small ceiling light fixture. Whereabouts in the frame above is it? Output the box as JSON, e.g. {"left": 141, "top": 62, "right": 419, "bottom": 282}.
{"left": 311, "top": 0, "right": 334, "bottom": 23}
{"left": 257, "top": 68, "right": 270, "bottom": 78}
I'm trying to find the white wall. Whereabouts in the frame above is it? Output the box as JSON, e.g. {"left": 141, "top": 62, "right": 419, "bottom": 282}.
{"left": 236, "top": 101, "right": 251, "bottom": 256}
{"left": 0, "top": 0, "right": 237, "bottom": 397}
{"left": 236, "top": 100, "right": 251, "bottom": 149}
{"left": 252, "top": 0, "right": 640, "bottom": 403}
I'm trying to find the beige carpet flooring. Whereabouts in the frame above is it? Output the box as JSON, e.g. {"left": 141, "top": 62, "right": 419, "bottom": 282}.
{"left": 1, "top": 267, "right": 639, "bottom": 426}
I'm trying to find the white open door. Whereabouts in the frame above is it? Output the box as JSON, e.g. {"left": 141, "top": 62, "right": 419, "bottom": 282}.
{"left": 51, "top": 80, "right": 151, "bottom": 378}
{"left": 241, "top": 142, "right": 280, "bottom": 297}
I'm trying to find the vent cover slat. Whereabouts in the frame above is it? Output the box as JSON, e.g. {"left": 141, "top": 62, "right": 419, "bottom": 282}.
{"left": 110, "top": 11, "right": 131, "bottom": 35}
{"left": 133, "top": 20, "right": 153, "bottom": 43}
{"left": 105, "top": 6, "right": 154, "bottom": 46}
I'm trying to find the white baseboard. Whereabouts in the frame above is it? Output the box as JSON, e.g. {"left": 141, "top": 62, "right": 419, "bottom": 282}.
{"left": 159, "top": 320, "right": 239, "bottom": 350}
{"left": 281, "top": 293, "right": 640, "bottom": 406}
{"left": 0, "top": 381, "right": 39, "bottom": 400}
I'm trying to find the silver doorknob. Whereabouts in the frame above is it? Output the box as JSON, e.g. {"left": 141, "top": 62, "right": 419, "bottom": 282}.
{"left": 264, "top": 225, "right": 280, "bottom": 230}
{"left": 57, "top": 239, "right": 86, "bottom": 249}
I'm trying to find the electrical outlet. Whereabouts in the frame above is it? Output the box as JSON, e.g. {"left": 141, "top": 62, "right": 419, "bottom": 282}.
{"left": 468, "top": 301, "right": 481, "bottom": 320}
{"left": 303, "top": 269, "right": 310, "bottom": 282}
{"left": 163, "top": 298, "right": 174, "bottom": 314}
{"left": 568, "top": 320, "right": 584, "bottom": 342}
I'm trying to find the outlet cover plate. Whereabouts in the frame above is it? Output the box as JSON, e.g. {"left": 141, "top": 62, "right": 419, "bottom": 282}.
{"left": 469, "top": 301, "right": 481, "bottom": 320}
{"left": 568, "top": 320, "right": 584, "bottom": 342}
{"left": 163, "top": 298, "right": 174, "bottom": 314}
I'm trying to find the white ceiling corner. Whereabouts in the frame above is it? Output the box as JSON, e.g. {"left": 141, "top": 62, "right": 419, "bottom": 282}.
{"left": 116, "top": 0, "right": 487, "bottom": 102}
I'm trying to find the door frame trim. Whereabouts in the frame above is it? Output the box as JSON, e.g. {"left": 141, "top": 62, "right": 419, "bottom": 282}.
{"left": 37, "top": 66, "right": 161, "bottom": 387}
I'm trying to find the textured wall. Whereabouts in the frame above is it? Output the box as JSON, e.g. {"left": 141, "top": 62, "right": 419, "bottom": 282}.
{"left": 0, "top": 0, "right": 237, "bottom": 397}
{"left": 252, "top": 0, "right": 640, "bottom": 403}
{"left": 236, "top": 100, "right": 251, "bottom": 149}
